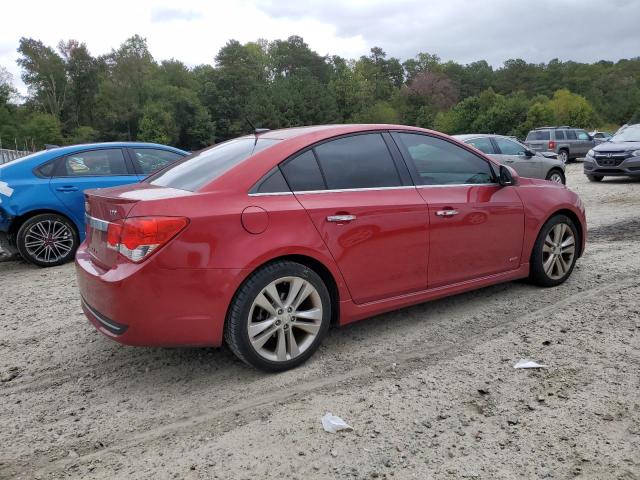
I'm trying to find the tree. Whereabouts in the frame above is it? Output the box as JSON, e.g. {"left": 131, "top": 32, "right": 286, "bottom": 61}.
{"left": 58, "top": 40, "right": 100, "bottom": 128}
{"left": 548, "top": 89, "right": 599, "bottom": 127}
{"left": 17, "top": 38, "right": 68, "bottom": 119}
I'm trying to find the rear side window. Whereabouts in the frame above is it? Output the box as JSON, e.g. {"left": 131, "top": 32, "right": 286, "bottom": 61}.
{"left": 313, "top": 134, "right": 401, "bottom": 189}
{"left": 253, "top": 167, "right": 290, "bottom": 194}
{"left": 466, "top": 138, "right": 495, "bottom": 154}
{"left": 566, "top": 130, "right": 577, "bottom": 140}
{"left": 132, "top": 148, "right": 183, "bottom": 175}
{"left": 61, "top": 149, "right": 128, "bottom": 176}
{"left": 526, "top": 130, "right": 550, "bottom": 141}
{"left": 150, "top": 138, "right": 279, "bottom": 191}
{"left": 36, "top": 161, "right": 56, "bottom": 178}
{"left": 281, "top": 150, "right": 325, "bottom": 191}
{"left": 555, "top": 130, "right": 565, "bottom": 140}
{"left": 395, "top": 133, "right": 495, "bottom": 186}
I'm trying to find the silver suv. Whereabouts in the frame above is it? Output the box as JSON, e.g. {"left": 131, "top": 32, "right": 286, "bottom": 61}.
{"left": 525, "top": 127, "right": 595, "bottom": 163}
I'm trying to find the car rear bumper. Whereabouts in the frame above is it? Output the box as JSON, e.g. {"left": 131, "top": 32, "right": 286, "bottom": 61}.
{"left": 75, "top": 246, "right": 249, "bottom": 347}
{"left": 583, "top": 157, "right": 640, "bottom": 177}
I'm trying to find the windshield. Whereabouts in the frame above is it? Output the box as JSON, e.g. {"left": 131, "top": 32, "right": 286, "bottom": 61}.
{"left": 149, "top": 137, "right": 280, "bottom": 191}
{"left": 611, "top": 124, "right": 640, "bottom": 142}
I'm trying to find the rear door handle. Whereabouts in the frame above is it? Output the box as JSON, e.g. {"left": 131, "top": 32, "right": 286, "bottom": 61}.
{"left": 55, "top": 186, "right": 79, "bottom": 192}
{"left": 327, "top": 215, "right": 356, "bottom": 223}
{"left": 435, "top": 210, "right": 459, "bottom": 217}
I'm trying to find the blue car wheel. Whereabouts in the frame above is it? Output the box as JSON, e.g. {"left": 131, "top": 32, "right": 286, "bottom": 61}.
{"left": 16, "top": 213, "right": 79, "bottom": 267}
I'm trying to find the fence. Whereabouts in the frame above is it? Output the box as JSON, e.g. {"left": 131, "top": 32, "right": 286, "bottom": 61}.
{"left": 0, "top": 148, "right": 32, "bottom": 164}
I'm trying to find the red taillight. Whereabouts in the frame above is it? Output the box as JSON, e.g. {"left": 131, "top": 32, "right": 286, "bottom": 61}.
{"left": 107, "top": 216, "right": 188, "bottom": 263}
{"left": 548, "top": 140, "right": 556, "bottom": 150}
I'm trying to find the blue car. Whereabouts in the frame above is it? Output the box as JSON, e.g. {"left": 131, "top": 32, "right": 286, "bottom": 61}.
{"left": 0, "top": 142, "right": 188, "bottom": 266}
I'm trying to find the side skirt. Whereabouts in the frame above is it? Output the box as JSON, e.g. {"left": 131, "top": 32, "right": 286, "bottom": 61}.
{"left": 338, "top": 264, "right": 530, "bottom": 326}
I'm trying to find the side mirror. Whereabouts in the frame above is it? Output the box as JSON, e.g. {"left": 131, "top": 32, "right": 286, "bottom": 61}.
{"left": 499, "top": 165, "right": 518, "bottom": 186}
{"left": 523, "top": 149, "right": 534, "bottom": 157}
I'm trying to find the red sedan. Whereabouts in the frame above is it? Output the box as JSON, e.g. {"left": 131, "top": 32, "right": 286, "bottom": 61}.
{"left": 76, "top": 125, "right": 586, "bottom": 371}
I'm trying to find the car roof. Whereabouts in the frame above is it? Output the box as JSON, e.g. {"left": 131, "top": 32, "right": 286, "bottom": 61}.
{"left": 453, "top": 133, "right": 516, "bottom": 141}
{"left": 255, "top": 124, "right": 430, "bottom": 141}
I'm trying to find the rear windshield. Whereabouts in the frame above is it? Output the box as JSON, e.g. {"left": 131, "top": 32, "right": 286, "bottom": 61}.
{"left": 526, "top": 130, "right": 550, "bottom": 141}
{"left": 149, "top": 137, "right": 280, "bottom": 191}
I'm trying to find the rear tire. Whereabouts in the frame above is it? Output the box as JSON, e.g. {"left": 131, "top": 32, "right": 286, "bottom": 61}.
{"left": 16, "top": 214, "right": 78, "bottom": 267}
{"left": 546, "top": 169, "right": 566, "bottom": 184}
{"left": 529, "top": 214, "right": 579, "bottom": 287}
{"left": 587, "top": 175, "right": 604, "bottom": 182}
{"left": 224, "top": 261, "right": 331, "bottom": 372}
{"left": 557, "top": 150, "right": 569, "bottom": 164}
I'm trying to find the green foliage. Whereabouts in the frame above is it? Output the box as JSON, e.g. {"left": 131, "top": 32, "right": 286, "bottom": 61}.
{"left": 4, "top": 35, "right": 640, "bottom": 151}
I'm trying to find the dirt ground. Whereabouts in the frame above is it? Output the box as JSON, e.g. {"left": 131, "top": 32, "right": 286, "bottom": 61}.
{"left": 1, "top": 163, "right": 639, "bottom": 480}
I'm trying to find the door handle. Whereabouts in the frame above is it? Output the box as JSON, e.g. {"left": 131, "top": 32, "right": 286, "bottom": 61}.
{"left": 327, "top": 215, "right": 356, "bottom": 223}
{"left": 435, "top": 209, "right": 459, "bottom": 217}
{"left": 504, "top": 160, "right": 515, "bottom": 163}
{"left": 55, "top": 186, "right": 79, "bottom": 192}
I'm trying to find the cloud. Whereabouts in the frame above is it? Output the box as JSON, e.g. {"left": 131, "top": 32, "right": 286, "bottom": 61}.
{"left": 151, "top": 8, "right": 203, "bottom": 23}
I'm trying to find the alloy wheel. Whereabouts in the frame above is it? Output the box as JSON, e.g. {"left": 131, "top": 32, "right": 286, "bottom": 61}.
{"left": 558, "top": 151, "right": 568, "bottom": 164}
{"left": 542, "top": 223, "right": 575, "bottom": 280}
{"left": 24, "top": 219, "right": 74, "bottom": 264}
{"left": 247, "top": 276, "right": 323, "bottom": 362}
{"left": 549, "top": 172, "right": 564, "bottom": 183}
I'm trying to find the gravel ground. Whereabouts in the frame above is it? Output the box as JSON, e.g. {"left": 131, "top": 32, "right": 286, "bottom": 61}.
{"left": 1, "top": 163, "right": 639, "bottom": 480}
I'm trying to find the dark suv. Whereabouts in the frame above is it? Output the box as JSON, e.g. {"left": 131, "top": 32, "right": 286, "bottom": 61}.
{"left": 583, "top": 123, "right": 640, "bottom": 182}
{"left": 525, "top": 127, "right": 595, "bottom": 163}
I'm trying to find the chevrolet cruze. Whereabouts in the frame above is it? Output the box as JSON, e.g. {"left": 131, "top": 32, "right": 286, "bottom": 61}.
{"left": 76, "top": 125, "right": 586, "bottom": 371}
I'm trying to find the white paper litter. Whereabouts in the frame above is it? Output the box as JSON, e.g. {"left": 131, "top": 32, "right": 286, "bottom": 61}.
{"left": 321, "top": 412, "right": 353, "bottom": 433}
{"left": 514, "top": 359, "right": 547, "bottom": 369}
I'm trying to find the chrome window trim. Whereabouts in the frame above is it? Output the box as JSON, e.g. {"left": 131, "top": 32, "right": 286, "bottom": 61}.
{"left": 293, "top": 185, "right": 417, "bottom": 195}
{"left": 86, "top": 214, "right": 110, "bottom": 232}
{"left": 248, "top": 191, "right": 295, "bottom": 197}
{"left": 247, "top": 183, "right": 500, "bottom": 196}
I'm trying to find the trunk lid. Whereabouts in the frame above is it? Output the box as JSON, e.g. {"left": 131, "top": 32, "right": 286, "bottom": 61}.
{"left": 84, "top": 183, "right": 192, "bottom": 268}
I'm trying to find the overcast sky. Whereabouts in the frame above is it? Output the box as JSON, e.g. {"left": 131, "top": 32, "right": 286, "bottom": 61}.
{"left": 2, "top": 0, "right": 639, "bottom": 94}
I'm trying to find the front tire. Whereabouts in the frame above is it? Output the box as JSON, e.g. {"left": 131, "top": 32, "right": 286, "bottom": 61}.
{"left": 224, "top": 261, "right": 331, "bottom": 372}
{"left": 16, "top": 214, "right": 79, "bottom": 267}
{"left": 546, "top": 169, "right": 566, "bottom": 184}
{"left": 529, "top": 214, "right": 579, "bottom": 287}
{"left": 587, "top": 175, "right": 604, "bottom": 182}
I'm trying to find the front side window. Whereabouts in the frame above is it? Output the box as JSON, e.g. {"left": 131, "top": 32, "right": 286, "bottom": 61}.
{"left": 466, "top": 138, "right": 495, "bottom": 154}
{"left": 395, "top": 133, "right": 495, "bottom": 186}
{"left": 313, "top": 133, "right": 401, "bottom": 189}
{"left": 61, "top": 149, "right": 127, "bottom": 177}
{"left": 576, "top": 131, "right": 590, "bottom": 140}
{"left": 132, "top": 148, "right": 183, "bottom": 175}
{"left": 495, "top": 137, "right": 527, "bottom": 156}
{"left": 150, "top": 138, "right": 280, "bottom": 191}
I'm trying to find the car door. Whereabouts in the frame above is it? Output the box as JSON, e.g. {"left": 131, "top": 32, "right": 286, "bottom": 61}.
{"left": 492, "top": 137, "right": 543, "bottom": 179}
{"left": 391, "top": 132, "right": 525, "bottom": 288}
{"left": 281, "top": 133, "right": 429, "bottom": 304}
{"left": 49, "top": 148, "right": 138, "bottom": 227}
{"left": 576, "top": 130, "right": 594, "bottom": 156}
{"left": 127, "top": 147, "right": 186, "bottom": 179}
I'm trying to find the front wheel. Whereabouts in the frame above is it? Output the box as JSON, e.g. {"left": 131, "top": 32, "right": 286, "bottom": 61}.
{"left": 587, "top": 175, "right": 604, "bottom": 182}
{"left": 224, "top": 261, "right": 331, "bottom": 372}
{"left": 16, "top": 214, "right": 79, "bottom": 267}
{"left": 529, "top": 215, "right": 579, "bottom": 287}
{"left": 546, "top": 169, "right": 566, "bottom": 184}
